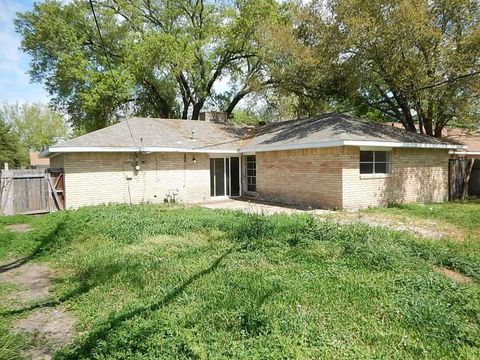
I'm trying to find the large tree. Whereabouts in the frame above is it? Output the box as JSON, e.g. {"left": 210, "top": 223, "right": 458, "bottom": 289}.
{"left": 0, "top": 119, "right": 24, "bottom": 169}
{"left": 16, "top": 0, "right": 282, "bottom": 131}
{"left": 0, "top": 103, "right": 68, "bottom": 152}
{"left": 277, "top": 0, "right": 480, "bottom": 136}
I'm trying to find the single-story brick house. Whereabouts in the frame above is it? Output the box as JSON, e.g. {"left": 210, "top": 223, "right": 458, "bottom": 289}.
{"left": 41, "top": 113, "right": 464, "bottom": 210}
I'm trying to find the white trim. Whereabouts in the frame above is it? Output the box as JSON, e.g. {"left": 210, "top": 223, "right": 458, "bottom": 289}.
{"left": 359, "top": 146, "right": 392, "bottom": 151}
{"left": 241, "top": 140, "right": 464, "bottom": 153}
{"left": 209, "top": 152, "right": 239, "bottom": 158}
{"left": 41, "top": 146, "right": 238, "bottom": 158}
{"left": 41, "top": 139, "right": 465, "bottom": 158}
{"left": 360, "top": 174, "right": 391, "bottom": 179}
{"left": 450, "top": 151, "right": 480, "bottom": 155}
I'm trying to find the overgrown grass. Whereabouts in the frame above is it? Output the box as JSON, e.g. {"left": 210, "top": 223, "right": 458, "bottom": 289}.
{"left": 0, "top": 204, "right": 479, "bottom": 359}
{"left": 364, "top": 201, "right": 480, "bottom": 281}
{"left": 367, "top": 200, "right": 480, "bottom": 234}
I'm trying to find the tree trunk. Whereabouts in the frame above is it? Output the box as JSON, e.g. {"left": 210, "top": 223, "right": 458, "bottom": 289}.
{"left": 191, "top": 101, "right": 204, "bottom": 120}
{"left": 225, "top": 91, "right": 248, "bottom": 117}
{"left": 434, "top": 124, "right": 443, "bottom": 138}
{"left": 143, "top": 79, "right": 171, "bottom": 118}
{"left": 424, "top": 102, "right": 434, "bottom": 136}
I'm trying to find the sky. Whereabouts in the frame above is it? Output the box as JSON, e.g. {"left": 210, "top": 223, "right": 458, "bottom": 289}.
{"left": 0, "top": 0, "right": 49, "bottom": 104}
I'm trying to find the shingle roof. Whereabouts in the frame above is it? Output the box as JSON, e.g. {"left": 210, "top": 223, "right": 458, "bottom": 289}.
{"left": 56, "top": 117, "right": 246, "bottom": 151}
{"left": 242, "top": 113, "right": 459, "bottom": 151}
{"left": 443, "top": 128, "right": 480, "bottom": 152}
{"left": 45, "top": 113, "right": 463, "bottom": 156}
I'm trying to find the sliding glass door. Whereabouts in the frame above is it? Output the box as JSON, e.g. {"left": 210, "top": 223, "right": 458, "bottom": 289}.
{"left": 210, "top": 157, "right": 240, "bottom": 197}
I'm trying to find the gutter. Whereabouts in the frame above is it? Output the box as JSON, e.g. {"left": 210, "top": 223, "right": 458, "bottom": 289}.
{"left": 449, "top": 150, "right": 480, "bottom": 156}
{"left": 40, "top": 140, "right": 466, "bottom": 158}
{"left": 240, "top": 140, "right": 466, "bottom": 153}
{"left": 40, "top": 146, "right": 239, "bottom": 158}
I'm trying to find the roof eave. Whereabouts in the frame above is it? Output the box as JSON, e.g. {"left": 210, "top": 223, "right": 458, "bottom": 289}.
{"left": 42, "top": 140, "right": 465, "bottom": 158}
{"left": 240, "top": 140, "right": 466, "bottom": 153}
{"left": 43, "top": 146, "right": 240, "bottom": 155}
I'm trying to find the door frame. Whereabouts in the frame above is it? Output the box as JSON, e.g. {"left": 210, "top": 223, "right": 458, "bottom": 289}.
{"left": 209, "top": 154, "right": 242, "bottom": 198}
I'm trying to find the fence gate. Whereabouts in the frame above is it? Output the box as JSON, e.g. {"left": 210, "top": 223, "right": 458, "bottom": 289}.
{"left": 0, "top": 168, "right": 64, "bottom": 216}
{"left": 448, "top": 158, "right": 477, "bottom": 201}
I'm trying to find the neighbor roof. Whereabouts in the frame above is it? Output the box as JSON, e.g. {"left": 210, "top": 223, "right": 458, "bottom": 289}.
{"left": 443, "top": 127, "right": 480, "bottom": 154}
{"left": 42, "top": 113, "right": 464, "bottom": 157}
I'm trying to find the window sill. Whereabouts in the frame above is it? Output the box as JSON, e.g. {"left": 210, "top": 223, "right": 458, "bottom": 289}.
{"left": 359, "top": 173, "right": 391, "bottom": 179}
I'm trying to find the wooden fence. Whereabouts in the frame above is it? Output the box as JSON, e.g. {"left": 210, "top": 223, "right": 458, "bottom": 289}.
{"left": 449, "top": 159, "right": 480, "bottom": 200}
{"left": 0, "top": 168, "right": 64, "bottom": 216}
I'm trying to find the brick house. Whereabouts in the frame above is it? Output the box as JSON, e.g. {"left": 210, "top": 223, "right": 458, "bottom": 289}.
{"left": 41, "top": 113, "right": 464, "bottom": 210}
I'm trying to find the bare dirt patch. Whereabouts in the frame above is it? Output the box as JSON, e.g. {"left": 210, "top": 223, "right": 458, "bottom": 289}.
{"left": 14, "top": 308, "right": 75, "bottom": 360}
{"left": 0, "top": 263, "right": 50, "bottom": 303}
{"left": 0, "top": 261, "right": 75, "bottom": 359}
{"left": 6, "top": 223, "right": 32, "bottom": 233}
{"left": 200, "top": 199, "right": 332, "bottom": 215}
{"left": 433, "top": 266, "right": 474, "bottom": 284}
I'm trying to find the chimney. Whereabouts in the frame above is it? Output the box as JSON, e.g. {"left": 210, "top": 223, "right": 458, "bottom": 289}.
{"left": 199, "top": 111, "right": 228, "bottom": 124}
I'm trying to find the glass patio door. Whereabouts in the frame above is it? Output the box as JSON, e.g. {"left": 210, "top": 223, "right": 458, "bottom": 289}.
{"left": 210, "top": 157, "right": 240, "bottom": 197}
{"left": 210, "top": 158, "right": 226, "bottom": 196}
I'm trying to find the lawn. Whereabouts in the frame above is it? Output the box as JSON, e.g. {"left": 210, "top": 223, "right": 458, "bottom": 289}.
{"left": 0, "top": 203, "right": 479, "bottom": 359}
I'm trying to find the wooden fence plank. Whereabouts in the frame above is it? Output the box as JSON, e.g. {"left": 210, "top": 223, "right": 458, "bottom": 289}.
{"left": 1, "top": 168, "right": 65, "bottom": 216}
{"left": 47, "top": 174, "right": 64, "bottom": 210}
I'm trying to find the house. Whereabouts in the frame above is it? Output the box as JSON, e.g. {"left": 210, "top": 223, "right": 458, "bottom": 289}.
{"left": 40, "top": 113, "right": 464, "bottom": 210}
{"left": 29, "top": 151, "right": 50, "bottom": 169}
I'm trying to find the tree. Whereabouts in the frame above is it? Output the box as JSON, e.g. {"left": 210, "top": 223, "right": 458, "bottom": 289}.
{"left": 0, "top": 119, "right": 24, "bottom": 169}
{"left": 0, "top": 103, "right": 68, "bottom": 152}
{"left": 15, "top": 0, "right": 284, "bottom": 131}
{"left": 279, "top": 0, "right": 480, "bottom": 137}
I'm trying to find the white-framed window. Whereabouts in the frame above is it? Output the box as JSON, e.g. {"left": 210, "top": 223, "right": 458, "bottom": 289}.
{"left": 246, "top": 155, "right": 256, "bottom": 192}
{"left": 360, "top": 151, "right": 390, "bottom": 174}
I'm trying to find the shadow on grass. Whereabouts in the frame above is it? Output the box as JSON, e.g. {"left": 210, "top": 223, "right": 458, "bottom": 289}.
{"left": 0, "top": 219, "right": 68, "bottom": 273}
{"left": 0, "top": 282, "right": 91, "bottom": 317}
{"left": 57, "top": 245, "right": 236, "bottom": 359}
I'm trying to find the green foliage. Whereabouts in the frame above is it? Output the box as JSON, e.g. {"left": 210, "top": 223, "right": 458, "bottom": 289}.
{"left": 0, "top": 118, "right": 24, "bottom": 168}
{"left": 230, "top": 110, "right": 262, "bottom": 125}
{"left": 1, "top": 203, "right": 479, "bottom": 358}
{"left": 0, "top": 102, "right": 68, "bottom": 152}
{"left": 276, "top": 0, "right": 480, "bottom": 135}
{"left": 15, "top": 0, "right": 283, "bottom": 131}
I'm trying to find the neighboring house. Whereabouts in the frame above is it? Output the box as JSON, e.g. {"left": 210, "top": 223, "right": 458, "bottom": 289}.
{"left": 444, "top": 127, "right": 480, "bottom": 159}
{"left": 29, "top": 151, "right": 50, "bottom": 169}
{"left": 40, "top": 113, "right": 464, "bottom": 210}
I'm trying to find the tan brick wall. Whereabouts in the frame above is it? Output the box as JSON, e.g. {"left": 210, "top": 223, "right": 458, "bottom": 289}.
{"left": 342, "top": 147, "right": 449, "bottom": 210}
{"left": 254, "top": 146, "right": 449, "bottom": 210}
{"left": 256, "top": 148, "right": 344, "bottom": 209}
{"left": 57, "top": 146, "right": 449, "bottom": 210}
{"left": 61, "top": 152, "right": 210, "bottom": 209}
{"left": 50, "top": 154, "right": 64, "bottom": 168}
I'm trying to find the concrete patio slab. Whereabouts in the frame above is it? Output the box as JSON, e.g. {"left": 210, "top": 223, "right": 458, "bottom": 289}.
{"left": 200, "top": 198, "right": 333, "bottom": 215}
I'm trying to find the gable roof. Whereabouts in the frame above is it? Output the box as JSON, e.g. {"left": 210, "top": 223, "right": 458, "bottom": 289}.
{"left": 42, "top": 113, "right": 464, "bottom": 157}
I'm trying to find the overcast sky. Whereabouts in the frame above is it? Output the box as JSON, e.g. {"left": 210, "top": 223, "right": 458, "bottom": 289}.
{"left": 0, "top": 0, "right": 49, "bottom": 104}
